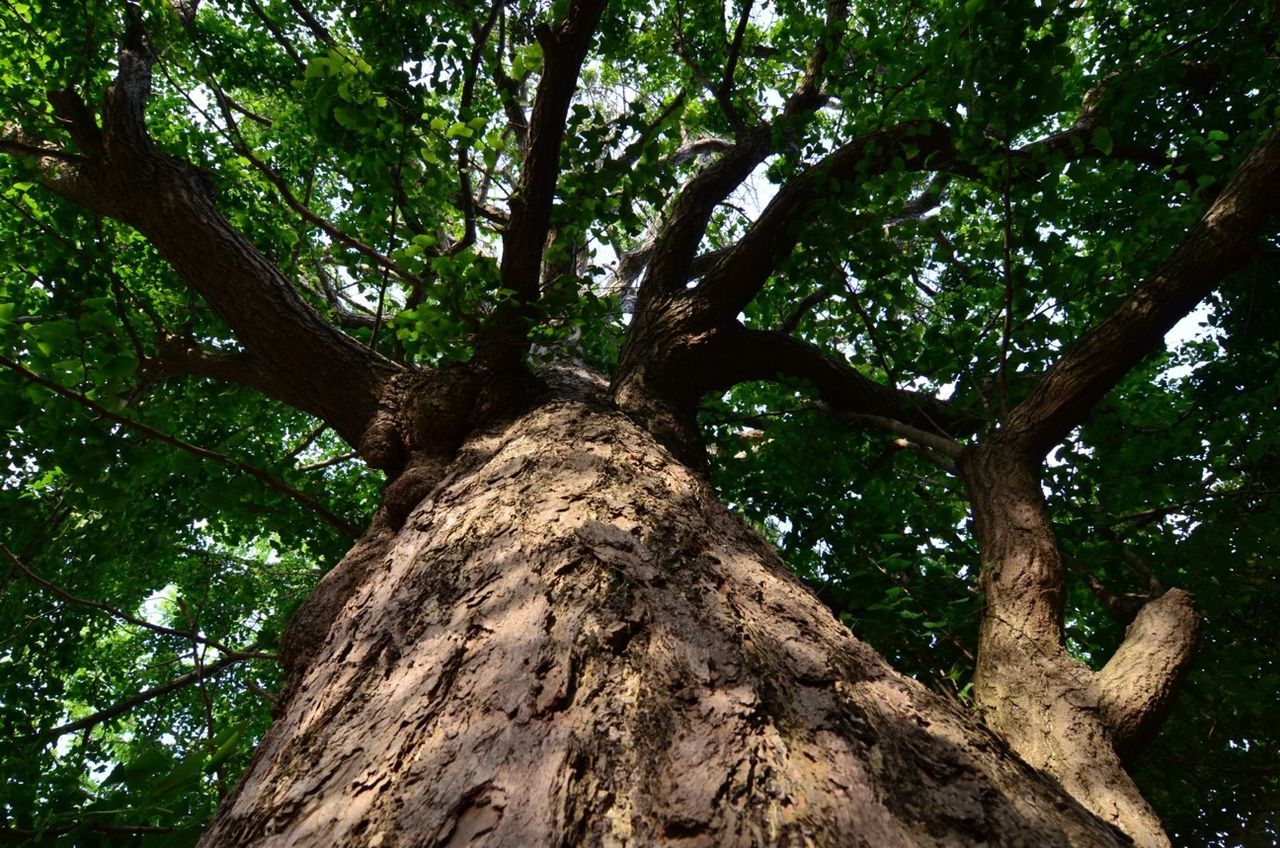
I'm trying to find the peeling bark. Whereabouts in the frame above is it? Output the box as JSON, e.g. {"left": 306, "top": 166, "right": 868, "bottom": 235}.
{"left": 202, "top": 373, "right": 1127, "bottom": 847}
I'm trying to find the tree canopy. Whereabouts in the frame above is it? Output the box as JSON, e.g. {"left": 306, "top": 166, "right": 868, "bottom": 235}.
{"left": 1, "top": 0, "right": 1277, "bottom": 844}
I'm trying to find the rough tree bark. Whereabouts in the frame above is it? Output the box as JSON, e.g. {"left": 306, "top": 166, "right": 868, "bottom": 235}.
{"left": 959, "top": 444, "right": 1196, "bottom": 848}
{"left": 6, "top": 3, "right": 1280, "bottom": 844}
{"left": 199, "top": 369, "right": 1127, "bottom": 847}
{"left": 949, "top": 127, "right": 1280, "bottom": 848}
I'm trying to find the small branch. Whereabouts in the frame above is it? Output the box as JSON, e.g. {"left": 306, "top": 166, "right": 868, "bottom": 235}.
{"left": 448, "top": 0, "right": 504, "bottom": 258}
{"left": 775, "top": 284, "right": 835, "bottom": 334}
{"left": 672, "top": 0, "right": 746, "bottom": 131}
{"left": 0, "top": 823, "right": 173, "bottom": 841}
{"left": 246, "top": 680, "right": 279, "bottom": 705}
{"left": 884, "top": 173, "right": 951, "bottom": 227}
{"left": 37, "top": 651, "right": 264, "bottom": 740}
{"left": 298, "top": 451, "right": 358, "bottom": 472}
{"left": 998, "top": 174, "right": 1015, "bottom": 416}
{"left": 1063, "top": 552, "right": 1129, "bottom": 622}
{"left": 839, "top": 273, "right": 898, "bottom": 384}
{"left": 0, "top": 544, "right": 247, "bottom": 657}
{"left": 0, "top": 356, "right": 361, "bottom": 537}
{"left": 1109, "top": 485, "right": 1275, "bottom": 529}
{"left": 283, "top": 0, "right": 332, "bottom": 44}
{"left": 719, "top": 0, "right": 755, "bottom": 103}
{"left": 201, "top": 81, "right": 422, "bottom": 287}
{"left": 824, "top": 407, "right": 963, "bottom": 462}
{"left": 285, "top": 422, "right": 328, "bottom": 459}
{"left": 241, "top": 0, "right": 305, "bottom": 68}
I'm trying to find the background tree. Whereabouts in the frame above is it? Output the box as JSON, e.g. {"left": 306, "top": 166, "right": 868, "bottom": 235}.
{"left": 1, "top": 0, "right": 1277, "bottom": 845}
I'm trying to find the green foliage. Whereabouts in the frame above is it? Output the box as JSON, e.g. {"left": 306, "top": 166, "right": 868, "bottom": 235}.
{"left": 1, "top": 0, "right": 1277, "bottom": 845}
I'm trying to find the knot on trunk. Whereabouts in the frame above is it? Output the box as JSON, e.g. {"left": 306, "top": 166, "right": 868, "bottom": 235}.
{"left": 358, "top": 367, "right": 481, "bottom": 476}
{"left": 360, "top": 364, "right": 543, "bottom": 527}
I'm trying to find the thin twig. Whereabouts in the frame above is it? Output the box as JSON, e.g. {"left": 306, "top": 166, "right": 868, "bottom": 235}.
{"left": 0, "top": 543, "right": 255, "bottom": 658}
{"left": 37, "top": 652, "right": 265, "bottom": 740}
{"left": 298, "top": 451, "right": 359, "bottom": 472}
{"left": 0, "top": 356, "right": 361, "bottom": 537}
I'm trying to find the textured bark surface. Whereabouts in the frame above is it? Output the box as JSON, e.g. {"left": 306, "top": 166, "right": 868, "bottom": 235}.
{"left": 201, "top": 373, "right": 1127, "bottom": 847}
{"left": 960, "top": 443, "right": 1195, "bottom": 848}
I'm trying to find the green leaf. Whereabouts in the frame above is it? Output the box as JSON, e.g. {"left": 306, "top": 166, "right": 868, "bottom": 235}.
{"left": 1090, "top": 126, "right": 1114, "bottom": 155}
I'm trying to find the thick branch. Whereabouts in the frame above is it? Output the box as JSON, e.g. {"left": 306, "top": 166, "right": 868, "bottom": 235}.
{"left": 497, "top": 0, "right": 608, "bottom": 304}
{"left": 693, "top": 120, "right": 953, "bottom": 321}
{"left": 25, "top": 23, "right": 401, "bottom": 445}
{"left": 707, "top": 326, "right": 963, "bottom": 440}
{"left": 477, "top": 0, "right": 607, "bottom": 368}
{"left": 633, "top": 1, "right": 848, "bottom": 306}
{"left": 148, "top": 333, "right": 290, "bottom": 396}
{"left": 1004, "top": 126, "right": 1280, "bottom": 456}
{"left": 1097, "top": 588, "right": 1200, "bottom": 762}
{"left": 638, "top": 123, "right": 772, "bottom": 299}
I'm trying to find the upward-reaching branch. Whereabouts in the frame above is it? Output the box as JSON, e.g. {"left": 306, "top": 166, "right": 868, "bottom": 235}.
{"left": 632, "top": 0, "right": 848, "bottom": 308}
{"left": 479, "top": 0, "right": 607, "bottom": 368}
{"left": 7, "top": 10, "right": 402, "bottom": 445}
{"left": 692, "top": 120, "right": 953, "bottom": 322}
{"left": 497, "top": 0, "right": 608, "bottom": 302}
{"left": 1004, "top": 125, "right": 1280, "bottom": 458}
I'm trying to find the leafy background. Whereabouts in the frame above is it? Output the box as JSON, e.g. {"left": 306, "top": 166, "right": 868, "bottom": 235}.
{"left": 1, "top": 0, "right": 1277, "bottom": 844}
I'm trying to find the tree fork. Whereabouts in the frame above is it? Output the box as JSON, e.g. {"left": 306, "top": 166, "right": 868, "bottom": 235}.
{"left": 959, "top": 442, "right": 1197, "bottom": 847}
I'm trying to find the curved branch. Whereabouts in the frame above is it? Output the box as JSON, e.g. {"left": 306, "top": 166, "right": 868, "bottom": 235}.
{"left": 1096, "top": 588, "right": 1200, "bottom": 762}
{"left": 706, "top": 326, "right": 964, "bottom": 443}
{"left": 23, "top": 21, "right": 402, "bottom": 445}
{"left": 1004, "top": 125, "right": 1280, "bottom": 457}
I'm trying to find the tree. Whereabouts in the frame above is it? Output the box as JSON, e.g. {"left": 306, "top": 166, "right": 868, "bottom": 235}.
{"left": 1, "top": 0, "right": 1277, "bottom": 844}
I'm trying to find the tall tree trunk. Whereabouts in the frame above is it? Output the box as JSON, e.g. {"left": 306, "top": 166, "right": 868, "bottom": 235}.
{"left": 200, "top": 372, "right": 1129, "bottom": 847}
